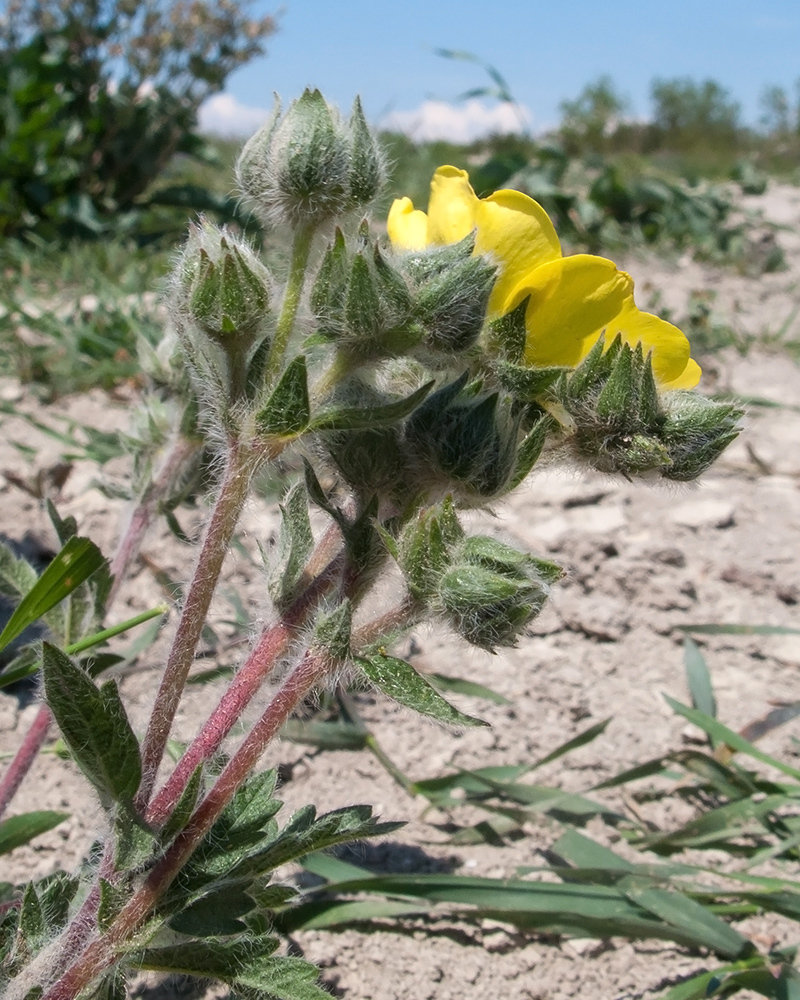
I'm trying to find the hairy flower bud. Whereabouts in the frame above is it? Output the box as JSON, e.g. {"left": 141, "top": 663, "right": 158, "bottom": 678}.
{"left": 414, "top": 253, "right": 496, "bottom": 354}
{"left": 405, "top": 374, "right": 521, "bottom": 499}
{"left": 175, "top": 221, "right": 272, "bottom": 341}
{"left": 660, "top": 392, "right": 743, "bottom": 481}
{"left": 236, "top": 89, "right": 384, "bottom": 227}
{"left": 397, "top": 497, "right": 464, "bottom": 601}
{"left": 559, "top": 335, "right": 741, "bottom": 480}
{"left": 437, "top": 536, "right": 562, "bottom": 651}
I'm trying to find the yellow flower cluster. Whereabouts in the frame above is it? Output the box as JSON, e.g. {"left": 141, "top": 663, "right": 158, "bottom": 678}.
{"left": 388, "top": 166, "right": 700, "bottom": 390}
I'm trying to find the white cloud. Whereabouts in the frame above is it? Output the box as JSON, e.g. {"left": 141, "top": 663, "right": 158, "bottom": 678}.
{"left": 381, "top": 99, "right": 532, "bottom": 143}
{"left": 198, "top": 93, "right": 273, "bottom": 137}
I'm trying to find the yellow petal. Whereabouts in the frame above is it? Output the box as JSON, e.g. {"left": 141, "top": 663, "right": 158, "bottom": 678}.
{"left": 426, "top": 166, "right": 479, "bottom": 245}
{"left": 510, "top": 255, "right": 634, "bottom": 368}
{"left": 474, "top": 189, "right": 562, "bottom": 315}
{"left": 387, "top": 197, "right": 428, "bottom": 250}
{"left": 604, "top": 301, "right": 701, "bottom": 389}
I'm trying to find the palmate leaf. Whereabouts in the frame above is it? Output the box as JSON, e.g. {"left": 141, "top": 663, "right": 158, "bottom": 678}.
{"left": 42, "top": 643, "right": 141, "bottom": 808}
{"left": 139, "top": 937, "right": 331, "bottom": 1000}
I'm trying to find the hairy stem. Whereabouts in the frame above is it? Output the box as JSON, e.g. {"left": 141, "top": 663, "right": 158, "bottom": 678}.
{"left": 135, "top": 436, "right": 256, "bottom": 807}
{"left": 35, "top": 603, "right": 415, "bottom": 1000}
{"left": 107, "top": 434, "right": 202, "bottom": 607}
{"left": 0, "top": 705, "right": 51, "bottom": 819}
{"left": 262, "top": 222, "right": 315, "bottom": 386}
{"left": 146, "top": 537, "right": 345, "bottom": 826}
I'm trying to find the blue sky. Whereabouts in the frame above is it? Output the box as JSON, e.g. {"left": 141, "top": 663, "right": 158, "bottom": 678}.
{"left": 199, "top": 0, "right": 800, "bottom": 140}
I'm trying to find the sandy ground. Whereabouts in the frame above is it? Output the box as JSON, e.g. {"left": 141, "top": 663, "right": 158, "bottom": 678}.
{"left": 2, "top": 185, "right": 800, "bottom": 1000}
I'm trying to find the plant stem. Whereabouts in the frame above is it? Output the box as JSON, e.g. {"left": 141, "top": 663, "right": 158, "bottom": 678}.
{"left": 135, "top": 435, "right": 256, "bottom": 808}
{"left": 262, "top": 222, "right": 315, "bottom": 387}
{"left": 0, "top": 705, "right": 51, "bottom": 819}
{"left": 146, "top": 539, "right": 345, "bottom": 826}
{"left": 108, "top": 434, "right": 201, "bottom": 606}
{"left": 0, "top": 435, "right": 197, "bottom": 819}
{"left": 34, "top": 603, "right": 414, "bottom": 1000}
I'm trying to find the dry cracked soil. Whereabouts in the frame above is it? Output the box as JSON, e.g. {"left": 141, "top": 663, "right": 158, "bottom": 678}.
{"left": 3, "top": 184, "right": 800, "bottom": 1000}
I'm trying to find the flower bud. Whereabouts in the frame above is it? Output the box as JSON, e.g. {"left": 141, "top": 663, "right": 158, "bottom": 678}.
{"left": 405, "top": 374, "right": 521, "bottom": 499}
{"left": 314, "top": 234, "right": 418, "bottom": 357}
{"left": 348, "top": 96, "right": 384, "bottom": 207}
{"left": 397, "top": 497, "right": 464, "bottom": 601}
{"left": 437, "top": 536, "right": 561, "bottom": 651}
{"left": 660, "top": 392, "right": 742, "bottom": 481}
{"left": 414, "top": 253, "right": 496, "bottom": 354}
{"left": 236, "top": 89, "right": 384, "bottom": 228}
{"left": 559, "top": 336, "right": 741, "bottom": 480}
{"left": 173, "top": 221, "right": 272, "bottom": 341}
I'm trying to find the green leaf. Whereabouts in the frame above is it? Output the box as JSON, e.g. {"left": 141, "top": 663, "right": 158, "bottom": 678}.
{"left": 684, "top": 637, "right": 717, "bottom": 723}
{"left": 281, "top": 718, "right": 369, "bottom": 750}
{"left": 0, "top": 540, "right": 38, "bottom": 600}
{"left": 98, "top": 878, "right": 128, "bottom": 932}
{"left": 0, "top": 537, "right": 106, "bottom": 656}
{"left": 310, "top": 380, "right": 434, "bottom": 431}
{"left": 665, "top": 696, "right": 800, "bottom": 781}
{"left": 0, "top": 604, "right": 166, "bottom": 688}
{"left": 0, "top": 811, "right": 69, "bottom": 855}
{"left": 269, "top": 482, "right": 314, "bottom": 606}
{"left": 356, "top": 654, "right": 487, "bottom": 728}
{"left": 679, "top": 623, "right": 800, "bottom": 636}
{"left": 42, "top": 643, "right": 141, "bottom": 807}
{"left": 256, "top": 355, "right": 310, "bottom": 437}
{"left": 169, "top": 881, "right": 256, "bottom": 936}
{"left": 141, "top": 939, "right": 331, "bottom": 1000}
{"left": 427, "top": 673, "right": 510, "bottom": 705}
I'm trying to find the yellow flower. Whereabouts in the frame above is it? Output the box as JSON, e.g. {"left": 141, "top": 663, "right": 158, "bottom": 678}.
{"left": 388, "top": 166, "right": 700, "bottom": 390}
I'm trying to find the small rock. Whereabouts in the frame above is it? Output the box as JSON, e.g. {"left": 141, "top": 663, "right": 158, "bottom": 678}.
{"left": 670, "top": 499, "right": 735, "bottom": 529}
{"left": 564, "top": 937, "right": 608, "bottom": 957}
{"left": 771, "top": 636, "right": 800, "bottom": 666}
{"left": 777, "top": 583, "right": 800, "bottom": 606}
{"left": 646, "top": 546, "right": 686, "bottom": 568}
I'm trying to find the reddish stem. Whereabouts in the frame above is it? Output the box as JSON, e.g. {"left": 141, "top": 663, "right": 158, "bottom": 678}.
{"left": 36, "top": 603, "right": 412, "bottom": 1000}
{"left": 0, "top": 705, "right": 51, "bottom": 819}
{"left": 107, "top": 435, "right": 201, "bottom": 607}
{"left": 135, "top": 437, "right": 255, "bottom": 808}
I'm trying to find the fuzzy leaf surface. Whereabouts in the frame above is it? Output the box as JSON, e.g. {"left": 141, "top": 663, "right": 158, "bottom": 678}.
{"left": 356, "top": 654, "right": 486, "bottom": 728}
{"left": 42, "top": 643, "right": 141, "bottom": 807}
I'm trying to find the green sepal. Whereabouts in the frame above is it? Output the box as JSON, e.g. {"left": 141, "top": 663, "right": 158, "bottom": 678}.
{"left": 485, "top": 296, "right": 528, "bottom": 363}
{"left": 492, "top": 360, "right": 567, "bottom": 401}
{"left": 345, "top": 251, "right": 381, "bottom": 342}
{"left": 269, "top": 482, "right": 314, "bottom": 608}
{"left": 310, "top": 380, "right": 434, "bottom": 431}
{"left": 313, "top": 600, "right": 352, "bottom": 661}
{"left": 509, "top": 415, "right": 552, "bottom": 489}
{"left": 401, "top": 232, "right": 475, "bottom": 283}
{"left": 310, "top": 227, "right": 348, "bottom": 334}
{"left": 356, "top": 653, "right": 487, "bottom": 727}
{"left": 415, "top": 254, "right": 496, "bottom": 354}
{"left": 348, "top": 95, "right": 383, "bottom": 206}
{"left": 256, "top": 355, "right": 310, "bottom": 438}
{"left": 42, "top": 643, "right": 141, "bottom": 808}
{"left": 596, "top": 342, "right": 637, "bottom": 426}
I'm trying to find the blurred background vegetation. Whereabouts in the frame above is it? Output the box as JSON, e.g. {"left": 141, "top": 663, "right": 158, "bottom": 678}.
{"left": 1, "top": 4, "right": 799, "bottom": 396}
